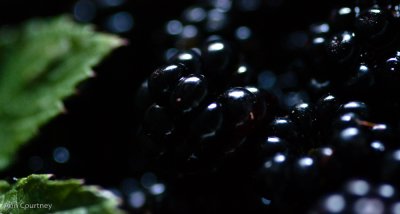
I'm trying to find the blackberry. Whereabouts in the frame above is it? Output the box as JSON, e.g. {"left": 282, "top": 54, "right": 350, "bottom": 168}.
{"left": 135, "top": 39, "right": 276, "bottom": 175}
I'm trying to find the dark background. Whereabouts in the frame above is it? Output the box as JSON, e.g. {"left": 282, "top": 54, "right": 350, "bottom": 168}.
{"left": 0, "top": 0, "right": 335, "bottom": 185}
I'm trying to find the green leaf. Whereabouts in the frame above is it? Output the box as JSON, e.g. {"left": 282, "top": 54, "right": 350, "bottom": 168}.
{"left": 0, "top": 174, "right": 124, "bottom": 214}
{"left": 0, "top": 16, "right": 123, "bottom": 170}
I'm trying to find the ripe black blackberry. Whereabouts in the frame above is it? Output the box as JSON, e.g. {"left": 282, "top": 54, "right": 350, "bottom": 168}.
{"left": 135, "top": 38, "right": 276, "bottom": 175}
{"left": 300, "top": 1, "right": 400, "bottom": 103}
{"left": 252, "top": 90, "right": 400, "bottom": 212}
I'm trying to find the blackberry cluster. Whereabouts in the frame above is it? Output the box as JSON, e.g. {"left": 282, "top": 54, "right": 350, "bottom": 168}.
{"left": 135, "top": 39, "right": 275, "bottom": 174}
{"left": 302, "top": 1, "right": 400, "bottom": 106}
{"left": 256, "top": 96, "right": 400, "bottom": 212}
{"left": 132, "top": 1, "right": 400, "bottom": 213}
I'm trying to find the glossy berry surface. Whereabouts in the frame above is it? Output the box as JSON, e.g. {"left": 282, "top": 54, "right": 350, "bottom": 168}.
{"left": 259, "top": 136, "right": 288, "bottom": 157}
{"left": 339, "top": 101, "right": 369, "bottom": 118}
{"left": 169, "top": 50, "right": 202, "bottom": 74}
{"left": 148, "top": 64, "right": 186, "bottom": 105}
{"left": 219, "top": 87, "right": 257, "bottom": 130}
{"left": 142, "top": 104, "right": 175, "bottom": 139}
{"left": 190, "top": 102, "right": 224, "bottom": 141}
{"left": 170, "top": 74, "right": 208, "bottom": 112}
{"left": 269, "top": 117, "right": 298, "bottom": 141}
{"left": 201, "top": 39, "right": 238, "bottom": 80}
{"left": 355, "top": 7, "right": 396, "bottom": 46}
{"left": 325, "top": 31, "right": 356, "bottom": 64}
